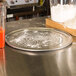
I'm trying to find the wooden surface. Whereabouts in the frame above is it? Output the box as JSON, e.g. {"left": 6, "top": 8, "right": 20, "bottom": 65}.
{"left": 46, "top": 18, "right": 76, "bottom": 36}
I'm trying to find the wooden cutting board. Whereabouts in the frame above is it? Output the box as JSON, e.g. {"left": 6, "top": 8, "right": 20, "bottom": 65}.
{"left": 46, "top": 18, "right": 76, "bottom": 36}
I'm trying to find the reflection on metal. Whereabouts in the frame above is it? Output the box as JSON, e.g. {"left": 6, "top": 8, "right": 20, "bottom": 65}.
{"left": 67, "top": 47, "right": 72, "bottom": 75}
{"left": 67, "top": 44, "right": 76, "bottom": 76}
{"left": 0, "top": 49, "right": 6, "bottom": 76}
{"left": 56, "top": 48, "right": 72, "bottom": 76}
{"left": 6, "top": 44, "right": 75, "bottom": 76}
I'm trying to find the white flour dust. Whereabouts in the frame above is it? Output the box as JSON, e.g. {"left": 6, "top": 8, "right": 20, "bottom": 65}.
{"left": 51, "top": 4, "right": 76, "bottom": 29}
{"left": 9, "top": 30, "right": 62, "bottom": 49}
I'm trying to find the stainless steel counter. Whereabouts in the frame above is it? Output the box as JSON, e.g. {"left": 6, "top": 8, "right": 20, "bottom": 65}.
{"left": 3, "top": 17, "right": 76, "bottom": 76}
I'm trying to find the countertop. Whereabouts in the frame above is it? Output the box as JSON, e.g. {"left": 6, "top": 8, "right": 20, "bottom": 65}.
{"left": 1, "top": 17, "right": 76, "bottom": 76}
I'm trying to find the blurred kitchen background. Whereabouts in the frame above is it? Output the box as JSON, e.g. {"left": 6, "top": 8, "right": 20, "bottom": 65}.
{"left": 6, "top": 0, "right": 50, "bottom": 22}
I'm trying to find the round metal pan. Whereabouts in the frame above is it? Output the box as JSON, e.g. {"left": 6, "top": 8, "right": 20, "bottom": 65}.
{"left": 5, "top": 27, "right": 72, "bottom": 52}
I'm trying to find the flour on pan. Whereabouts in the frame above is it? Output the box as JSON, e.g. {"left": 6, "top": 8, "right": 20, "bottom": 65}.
{"left": 9, "top": 29, "right": 63, "bottom": 49}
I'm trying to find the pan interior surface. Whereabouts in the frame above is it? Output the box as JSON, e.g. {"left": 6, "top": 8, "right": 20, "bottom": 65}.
{"left": 5, "top": 27, "right": 72, "bottom": 51}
